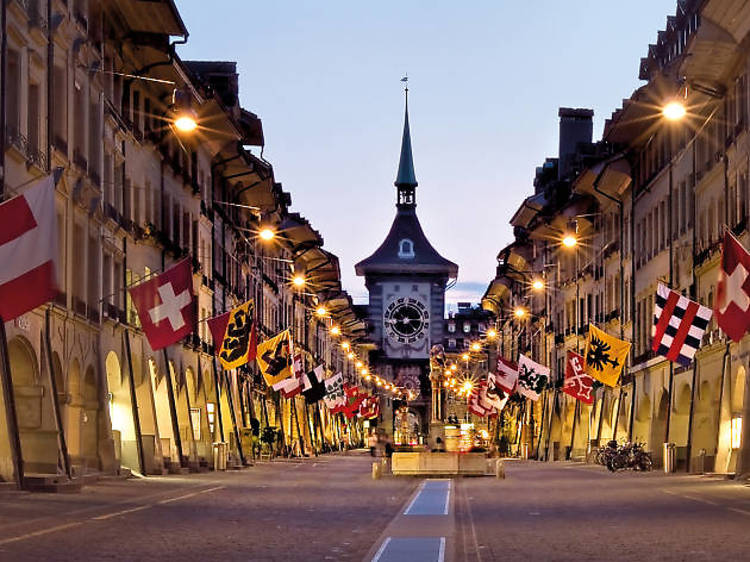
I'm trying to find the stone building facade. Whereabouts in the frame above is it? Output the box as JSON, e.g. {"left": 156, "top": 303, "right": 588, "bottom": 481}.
{"left": 484, "top": 0, "right": 750, "bottom": 474}
{"left": 0, "top": 0, "right": 366, "bottom": 486}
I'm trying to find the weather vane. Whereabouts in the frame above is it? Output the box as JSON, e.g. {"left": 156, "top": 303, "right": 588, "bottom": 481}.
{"left": 401, "top": 74, "right": 408, "bottom": 93}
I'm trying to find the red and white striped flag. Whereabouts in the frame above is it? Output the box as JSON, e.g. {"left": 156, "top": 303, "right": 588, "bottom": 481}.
{"left": 0, "top": 175, "right": 58, "bottom": 321}
{"left": 494, "top": 357, "right": 518, "bottom": 394}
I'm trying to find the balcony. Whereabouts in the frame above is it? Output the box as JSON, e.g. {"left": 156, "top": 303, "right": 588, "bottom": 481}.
{"left": 6, "top": 126, "right": 48, "bottom": 171}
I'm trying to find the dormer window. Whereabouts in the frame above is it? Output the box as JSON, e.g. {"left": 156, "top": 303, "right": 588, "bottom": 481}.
{"left": 398, "top": 238, "right": 415, "bottom": 259}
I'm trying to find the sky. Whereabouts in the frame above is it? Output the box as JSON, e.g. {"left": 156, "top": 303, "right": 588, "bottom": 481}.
{"left": 175, "top": 0, "right": 677, "bottom": 310}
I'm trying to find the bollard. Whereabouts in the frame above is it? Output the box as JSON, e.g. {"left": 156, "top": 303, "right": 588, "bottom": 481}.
{"left": 495, "top": 459, "right": 505, "bottom": 479}
{"left": 372, "top": 461, "right": 382, "bottom": 480}
{"left": 663, "top": 442, "right": 676, "bottom": 474}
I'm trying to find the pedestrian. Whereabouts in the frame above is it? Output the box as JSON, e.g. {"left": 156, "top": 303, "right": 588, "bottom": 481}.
{"left": 368, "top": 432, "right": 378, "bottom": 456}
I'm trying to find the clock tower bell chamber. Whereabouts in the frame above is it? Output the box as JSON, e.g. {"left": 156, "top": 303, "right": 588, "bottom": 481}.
{"left": 355, "top": 90, "right": 458, "bottom": 438}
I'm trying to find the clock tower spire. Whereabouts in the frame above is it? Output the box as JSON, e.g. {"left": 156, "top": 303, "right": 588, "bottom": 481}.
{"left": 395, "top": 81, "right": 417, "bottom": 209}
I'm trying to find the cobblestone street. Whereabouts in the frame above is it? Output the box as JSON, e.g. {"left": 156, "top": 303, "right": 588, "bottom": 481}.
{"left": 3, "top": 455, "right": 750, "bottom": 561}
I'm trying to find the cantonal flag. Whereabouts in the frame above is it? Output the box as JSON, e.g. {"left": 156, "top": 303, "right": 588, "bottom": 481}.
{"left": 128, "top": 258, "right": 196, "bottom": 351}
{"left": 516, "top": 354, "right": 549, "bottom": 401}
{"left": 494, "top": 357, "right": 519, "bottom": 394}
{"left": 563, "top": 350, "right": 594, "bottom": 404}
{"left": 207, "top": 300, "right": 257, "bottom": 370}
{"left": 0, "top": 175, "right": 58, "bottom": 322}
{"left": 715, "top": 231, "right": 750, "bottom": 342}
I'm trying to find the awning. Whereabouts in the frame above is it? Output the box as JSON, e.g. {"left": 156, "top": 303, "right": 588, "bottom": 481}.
{"left": 573, "top": 154, "right": 632, "bottom": 201}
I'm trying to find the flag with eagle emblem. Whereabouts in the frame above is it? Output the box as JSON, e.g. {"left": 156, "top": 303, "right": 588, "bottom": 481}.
{"left": 583, "top": 324, "right": 631, "bottom": 387}
{"left": 516, "top": 355, "right": 549, "bottom": 401}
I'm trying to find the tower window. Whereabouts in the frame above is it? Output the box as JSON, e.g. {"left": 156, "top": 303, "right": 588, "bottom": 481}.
{"left": 398, "top": 238, "right": 415, "bottom": 259}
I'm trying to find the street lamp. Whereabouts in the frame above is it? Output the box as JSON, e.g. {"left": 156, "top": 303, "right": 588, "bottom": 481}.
{"left": 514, "top": 306, "right": 526, "bottom": 319}
{"left": 531, "top": 278, "right": 545, "bottom": 291}
{"left": 662, "top": 100, "right": 687, "bottom": 121}
{"left": 486, "top": 328, "right": 498, "bottom": 339}
{"left": 470, "top": 342, "right": 481, "bottom": 352}
{"left": 315, "top": 305, "right": 327, "bottom": 317}
{"left": 330, "top": 325, "right": 341, "bottom": 336}
{"left": 292, "top": 274, "right": 306, "bottom": 287}
{"left": 172, "top": 89, "right": 198, "bottom": 132}
{"left": 259, "top": 228, "right": 275, "bottom": 241}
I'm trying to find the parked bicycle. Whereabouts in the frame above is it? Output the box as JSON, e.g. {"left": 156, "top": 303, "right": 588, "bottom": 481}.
{"left": 593, "top": 440, "right": 652, "bottom": 472}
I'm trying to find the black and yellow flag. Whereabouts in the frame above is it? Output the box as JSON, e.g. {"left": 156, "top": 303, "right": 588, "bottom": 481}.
{"left": 583, "top": 324, "right": 631, "bottom": 387}
{"left": 256, "top": 329, "right": 294, "bottom": 386}
{"left": 207, "top": 300, "right": 257, "bottom": 370}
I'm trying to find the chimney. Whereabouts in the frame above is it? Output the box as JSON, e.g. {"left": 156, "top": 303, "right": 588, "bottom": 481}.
{"left": 558, "top": 107, "right": 593, "bottom": 180}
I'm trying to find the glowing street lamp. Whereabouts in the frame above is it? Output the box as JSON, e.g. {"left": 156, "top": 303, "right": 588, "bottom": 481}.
{"left": 662, "top": 100, "right": 687, "bottom": 121}
{"left": 461, "top": 353, "right": 469, "bottom": 361}
{"left": 315, "top": 305, "right": 327, "bottom": 317}
{"left": 259, "top": 228, "right": 275, "bottom": 241}
{"left": 531, "top": 278, "right": 545, "bottom": 291}
{"left": 514, "top": 307, "right": 527, "bottom": 319}
{"left": 330, "top": 325, "right": 341, "bottom": 336}
{"left": 341, "top": 341, "right": 350, "bottom": 351}
{"left": 486, "top": 328, "right": 498, "bottom": 339}
{"left": 292, "top": 275, "right": 306, "bottom": 287}
{"left": 470, "top": 342, "right": 481, "bottom": 352}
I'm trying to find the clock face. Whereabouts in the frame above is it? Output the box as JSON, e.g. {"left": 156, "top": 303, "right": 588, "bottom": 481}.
{"left": 384, "top": 297, "right": 430, "bottom": 344}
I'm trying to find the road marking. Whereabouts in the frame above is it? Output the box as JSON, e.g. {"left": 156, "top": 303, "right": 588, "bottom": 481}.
{"left": 662, "top": 490, "right": 718, "bottom": 506}
{"left": 371, "top": 537, "right": 446, "bottom": 562}
{"left": 91, "top": 505, "right": 151, "bottom": 521}
{"left": 371, "top": 537, "right": 392, "bottom": 562}
{"left": 0, "top": 522, "right": 82, "bottom": 546}
{"left": 727, "top": 507, "right": 750, "bottom": 516}
{"left": 157, "top": 485, "right": 224, "bottom": 504}
{"left": 404, "top": 479, "right": 451, "bottom": 516}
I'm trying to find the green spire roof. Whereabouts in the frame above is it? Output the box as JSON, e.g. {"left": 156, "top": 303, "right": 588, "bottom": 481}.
{"left": 395, "top": 93, "right": 418, "bottom": 188}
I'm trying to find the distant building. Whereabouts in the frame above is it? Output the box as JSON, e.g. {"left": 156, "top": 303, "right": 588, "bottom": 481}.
{"left": 443, "top": 303, "right": 493, "bottom": 354}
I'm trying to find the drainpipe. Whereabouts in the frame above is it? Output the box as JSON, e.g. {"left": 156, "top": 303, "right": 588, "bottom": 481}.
{"left": 685, "top": 124, "right": 699, "bottom": 472}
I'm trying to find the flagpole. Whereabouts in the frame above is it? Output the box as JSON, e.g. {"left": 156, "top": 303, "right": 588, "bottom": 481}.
{"left": 305, "top": 403, "right": 317, "bottom": 455}
{"left": 0, "top": 317, "right": 24, "bottom": 489}
{"left": 224, "top": 370, "right": 246, "bottom": 465}
{"left": 535, "top": 389, "right": 548, "bottom": 459}
{"left": 44, "top": 309, "right": 71, "bottom": 479}
{"left": 124, "top": 330, "right": 146, "bottom": 475}
{"left": 292, "top": 397, "right": 305, "bottom": 455}
{"left": 544, "top": 387, "right": 557, "bottom": 461}
{"left": 211, "top": 359, "right": 225, "bottom": 443}
{"left": 162, "top": 348, "right": 185, "bottom": 468}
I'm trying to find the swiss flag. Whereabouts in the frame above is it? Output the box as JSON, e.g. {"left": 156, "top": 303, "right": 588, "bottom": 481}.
{"left": 0, "top": 175, "right": 58, "bottom": 321}
{"left": 715, "top": 231, "right": 750, "bottom": 342}
{"left": 563, "top": 351, "right": 594, "bottom": 404}
{"left": 128, "top": 258, "right": 196, "bottom": 350}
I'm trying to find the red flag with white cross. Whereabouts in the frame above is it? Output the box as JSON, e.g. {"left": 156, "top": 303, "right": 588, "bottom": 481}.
{"left": 128, "top": 258, "right": 196, "bottom": 351}
{"left": 0, "top": 175, "right": 58, "bottom": 321}
{"left": 563, "top": 351, "right": 594, "bottom": 404}
{"left": 715, "top": 231, "right": 750, "bottom": 342}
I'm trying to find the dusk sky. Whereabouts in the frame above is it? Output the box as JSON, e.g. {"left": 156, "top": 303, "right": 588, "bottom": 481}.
{"left": 176, "top": 0, "right": 676, "bottom": 309}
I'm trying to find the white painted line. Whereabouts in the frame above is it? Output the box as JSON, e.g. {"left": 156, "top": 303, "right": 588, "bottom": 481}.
{"left": 157, "top": 485, "right": 224, "bottom": 504}
{"left": 662, "top": 490, "right": 718, "bottom": 506}
{"left": 0, "top": 522, "right": 82, "bottom": 546}
{"left": 438, "top": 536, "right": 446, "bottom": 562}
{"left": 443, "top": 481, "right": 451, "bottom": 515}
{"left": 727, "top": 507, "right": 750, "bottom": 516}
{"left": 371, "top": 536, "right": 392, "bottom": 562}
{"left": 91, "top": 505, "right": 150, "bottom": 521}
{"left": 403, "top": 480, "right": 427, "bottom": 515}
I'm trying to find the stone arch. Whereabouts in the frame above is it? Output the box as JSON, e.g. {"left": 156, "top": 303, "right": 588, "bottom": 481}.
{"left": 671, "top": 383, "right": 693, "bottom": 447}
{"left": 150, "top": 357, "right": 176, "bottom": 462}
{"left": 105, "top": 351, "right": 137, "bottom": 471}
{"left": 80, "top": 365, "right": 99, "bottom": 467}
{"left": 632, "top": 393, "right": 651, "bottom": 446}
{"left": 68, "top": 359, "right": 81, "bottom": 401}
{"left": 650, "top": 390, "right": 670, "bottom": 466}
{"left": 9, "top": 336, "right": 57, "bottom": 472}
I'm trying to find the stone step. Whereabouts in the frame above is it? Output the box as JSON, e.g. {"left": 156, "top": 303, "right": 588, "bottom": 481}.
{"left": 23, "top": 474, "right": 83, "bottom": 493}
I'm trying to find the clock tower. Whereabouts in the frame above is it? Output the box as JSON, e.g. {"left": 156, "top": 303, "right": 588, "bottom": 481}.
{"left": 355, "top": 90, "right": 458, "bottom": 440}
